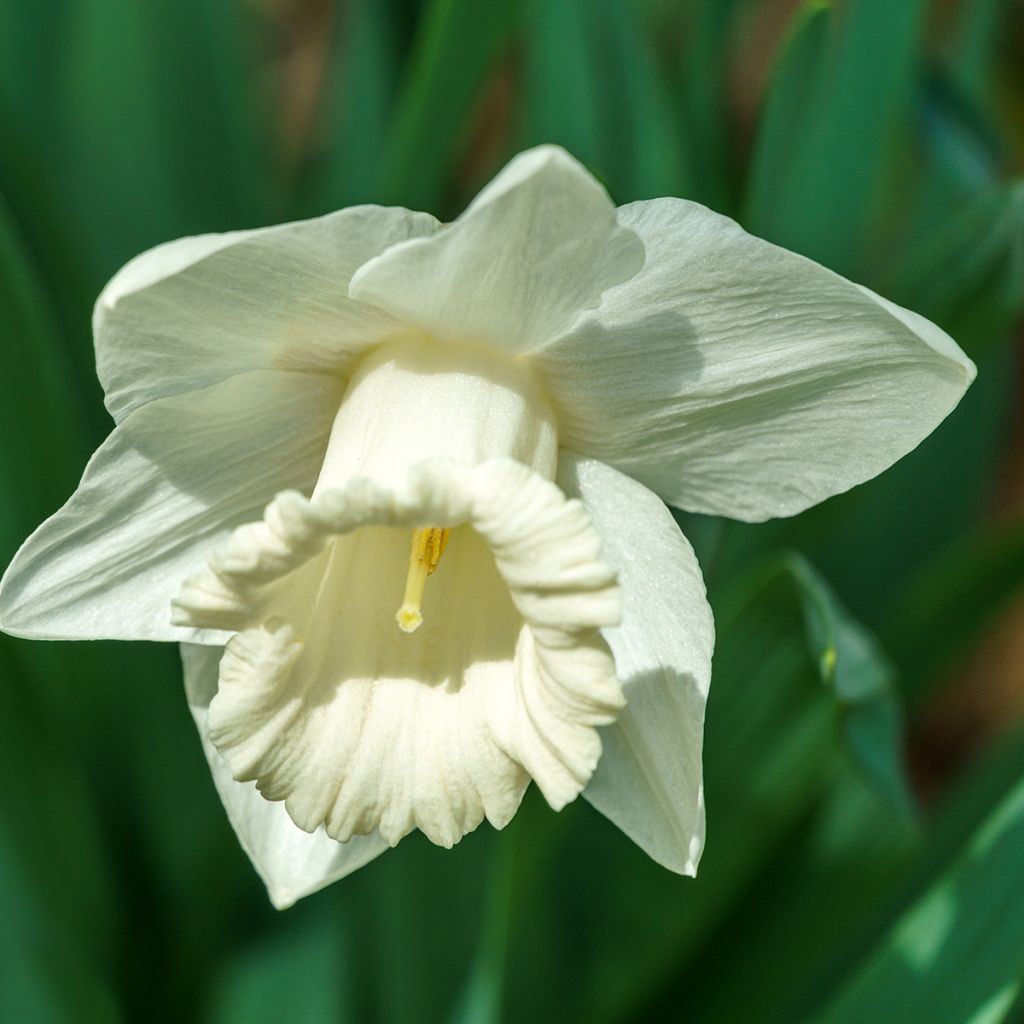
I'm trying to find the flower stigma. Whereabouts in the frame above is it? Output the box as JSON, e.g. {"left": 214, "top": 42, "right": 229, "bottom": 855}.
{"left": 396, "top": 526, "right": 451, "bottom": 633}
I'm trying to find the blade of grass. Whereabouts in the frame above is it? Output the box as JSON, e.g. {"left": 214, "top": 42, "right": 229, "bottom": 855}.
{"left": 675, "top": 0, "right": 743, "bottom": 210}
{"left": 302, "top": 0, "right": 401, "bottom": 212}
{"left": 376, "top": 0, "right": 523, "bottom": 211}
{"left": 522, "top": 0, "right": 603, "bottom": 175}
{"left": 807, "top": 769, "right": 1024, "bottom": 1023}
{"left": 746, "top": 0, "right": 928, "bottom": 274}
{"left": 0, "top": 192, "right": 87, "bottom": 559}
{"left": 881, "top": 519, "right": 1024, "bottom": 702}
{"left": 522, "top": 0, "right": 690, "bottom": 201}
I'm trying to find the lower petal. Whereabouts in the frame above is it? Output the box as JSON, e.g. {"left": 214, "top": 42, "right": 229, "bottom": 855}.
{"left": 560, "top": 454, "right": 713, "bottom": 875}
{"left": 181, "top": 643, "right": 388, "bottom": 909}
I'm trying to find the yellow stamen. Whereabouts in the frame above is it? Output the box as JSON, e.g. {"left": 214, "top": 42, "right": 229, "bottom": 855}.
{"left": 396, "top": 527, "right": 450, "bottom": 633}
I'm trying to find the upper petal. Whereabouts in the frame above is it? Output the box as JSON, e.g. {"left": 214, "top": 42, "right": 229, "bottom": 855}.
{"left": 537, "top": 198, "right": 976, "bottom": 521}
{"left": 560, "top": 455, "right": 712, "bottom": 875}
{"left": 0, "top": 369, "right": 341, "bottom": 641}
{"left": 181, "top": 643, "right": 388, "bottom": 909}
{"left": 348, "top": 146, "right": 644, "bottom": 352}
{"left": 96, "top": 205, "right": 439, "bottom": 422}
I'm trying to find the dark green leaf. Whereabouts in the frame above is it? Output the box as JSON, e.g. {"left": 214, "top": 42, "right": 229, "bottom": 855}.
{"left": 377, "top": 0, "right": 523, "bottom": 211}
{"left": 746, "top": 0, "right": 928, "bottom": 273}
{"left": 0, "top": 0, "right": 271, "bottom": 402}
{"left": 673, "top": 0, "right": 744, "bottom": 210}
{"left": 0, "top": 192, "right": 86, "bottom": 562}
{"left": 0, "top": 640, "right": 123, "bottom": 1020}
{"left": 883, "top": 519, "right": 1024, "bottom": 701}
{"left": 658, "top": 728, "right": 1024, "bottom": 1024}
{"left": 947, "top": 0, "right": 1009, "bottom": 107}
{"left": 522, "top": 0, "right": 689, "bottom": 201}
{"left": 522, "top": 0, "right": 603, "bottom": 176}
{"left": 745, "top": 0, "right": 833, "bottom": 235}
{"left": 595, "top": 0, "right": 690, "bottom": 199}
{"left": 783, "top": 554, "right": 915, "bottom": 818}
{"left": 206, "top": 910, "right": 355, "bottom": 1024}
{"left": 448, "top": 831, "right": 515, "bottom": 1024}
{"left": 889, "top": 178, "right": 1024, "bottom": 352}
{"left": 305, "top": 0, "right": 401, "bottom": 212}
{"left": 809, "top": 771, "right": 1024, "bottom": 1023}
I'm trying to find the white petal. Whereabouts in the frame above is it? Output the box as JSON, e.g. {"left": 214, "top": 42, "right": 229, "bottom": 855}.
{"left": 348, "top": 146, "right": 644, "bottom": 351}
{"left": 538, "top": 198, "right": 977, "bottom": 521}
{"left": 0, "top": 370, "right": 342, "bottom": 641}
{"left": 96, "top": 205, "right": 439, "bottom": 421}
{"left": 560, "top": 454, "right": 712, "bottom": 875}
{"left": 173, "top": 459, "right": 623, "bottom": 848}
{"left": 181, "top": 643, "right": 387, "bottom": 909}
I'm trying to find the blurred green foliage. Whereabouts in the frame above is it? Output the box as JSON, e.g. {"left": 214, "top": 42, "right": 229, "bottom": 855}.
{"left": 1, "top": 0, "right": 1023, "bottom": 1021}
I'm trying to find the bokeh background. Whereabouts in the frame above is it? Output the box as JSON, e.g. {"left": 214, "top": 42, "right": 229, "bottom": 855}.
{"left": 2, "top": 0, "right": 1023, "bottom": 1021}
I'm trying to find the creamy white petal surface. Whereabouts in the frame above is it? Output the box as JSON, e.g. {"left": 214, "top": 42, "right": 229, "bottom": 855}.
{"left": 173, "top": 460, "right": 623, "bottom": 847}
{"left": 349, "top": 147, "right": 644, "bottom": 351}
{"left": 0, "top": 370, "right": 341, "bottom": 641}
{"left": 0, "top": 143, "right": 979, "bottom": 904}
{"left": 96, "top": 205, "right": 439, "bottom": 421}
{"left": 560, "top": 455, "right": 712, "bottom": 875}
{"left": 538, "top": 197, "right": 977, "bottom": 521}
{"left": 181, "top": 643, "right": 388, "bottom": 909}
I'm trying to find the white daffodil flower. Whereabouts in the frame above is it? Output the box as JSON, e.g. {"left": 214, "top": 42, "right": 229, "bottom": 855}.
{"left": 0, "top": 146, "right": 974, "bottom": 909}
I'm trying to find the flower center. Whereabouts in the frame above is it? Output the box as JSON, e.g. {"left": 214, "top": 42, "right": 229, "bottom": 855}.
{"left": 396, "top": 526, "right": 450, "bottom": 633}
{"left": 171, "top": 458, "right": 624, "bottom": 849}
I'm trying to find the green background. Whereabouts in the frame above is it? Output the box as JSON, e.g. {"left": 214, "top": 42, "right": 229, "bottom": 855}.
{"left": 2, "top": 0, "right": 1023, "bottom": 1021}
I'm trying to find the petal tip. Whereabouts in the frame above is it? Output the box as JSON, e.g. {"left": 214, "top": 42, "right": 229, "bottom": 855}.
{"left": 267, "top": 885, "right": 299, "bottom": 911}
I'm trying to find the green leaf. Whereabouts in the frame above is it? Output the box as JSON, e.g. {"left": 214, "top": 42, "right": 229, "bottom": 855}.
{"left": 662, "top": 724, "right": 1024, "bottom": 1024}
{"left": 673, "top": 771, "right": 919, "bottom": 1024}
{"left": 0, "top": 0, "right": 267, "bottom": 285}
{"left": 0, "top": 0, "right": 270, "bottom": 397}
{"left": 947, "top": 0, "right": 1009, "bottom": 107}
{"left": 745, "top": 0, "right": 833, "bottom": 235}
{"left": 206, "top": 910, "right": 355, "bottom": 1024}
{"left": 282, "top": 829, "right": 503, "bottom": 1023}
{"left": 893, "top": 178, "right": 1024, "bottom": 354}
{"left": 745, "top": 0, "right": 928, "bottom": 273}
{"left": 0, "top": 2, "right": 61, "bottom": 127}
{"left": 0, "top": 639, "right": 123, "bottom": 1020}
{"left": 376, "top": 0, "right": 523, "bottom": 211}
{"left": 808, "top": 771, "right": 1024, "bottom": 1024}
{"left": 595, "top": 0, "right": 690, "bottom": 199}
{"left": 783, "top": 555, "right": 915, "bottom": 818}
{"left": 882, "top": 518, "right": 1024, "bottom": 702}
{"left": 522, "top": 0, "right": 603, "bottom": 177}
{"left": 0, "top": 934, "right": 120, "bottom": 1023}
{"left": 0, "top": 192, "right": 87, "bottom": 562}
{"left": 522, "top": 0, "right": 690, "bottom": 201}
{"left": 304, "top": 0, "right": 401, "bottom": 212}
{"left": 674, "top": 0, "right": 744, "bottom": 210}
{"left": 448, "top": 830, "right": 515, "bottom": 1024}
{"left": 58, "top": 0, "right": 269, "bottom": 248}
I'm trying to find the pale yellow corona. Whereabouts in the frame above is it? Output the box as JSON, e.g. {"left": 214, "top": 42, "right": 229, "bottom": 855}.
{"left": 396, "top": 527, "right": 450, "bottom": 633}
